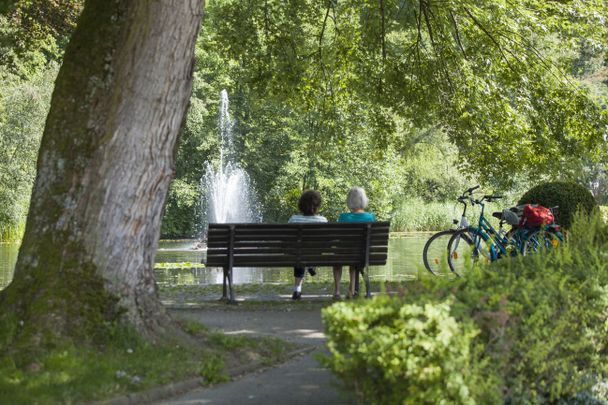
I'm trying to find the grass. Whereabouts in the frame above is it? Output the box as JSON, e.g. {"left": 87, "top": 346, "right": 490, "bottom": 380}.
{"left": 600, "top": 205, "right": 608, "bottom": 222}
{"left": 0, "top": 320, "right": 295, "bottom": 404}
{"left": 390, "top": 198, "right": 504, "bottom": 232}
{"left": 158, "top": 280, "right": 421, "bottom": 308}
{"left": 390, "top": 199, "right": 455, "bottom": 232}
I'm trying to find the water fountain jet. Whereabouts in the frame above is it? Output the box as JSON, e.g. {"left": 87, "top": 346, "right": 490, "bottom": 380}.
{"left": 200, "top": 90, "right": 261, "bottom": 234}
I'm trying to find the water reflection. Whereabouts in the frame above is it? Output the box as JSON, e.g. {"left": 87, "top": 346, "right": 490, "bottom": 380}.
{"left": 0, "top": 235, "right": 431, "bottom": 290}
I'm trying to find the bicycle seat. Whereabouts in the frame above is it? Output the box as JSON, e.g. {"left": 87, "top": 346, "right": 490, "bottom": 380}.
{"left": 501, "top": 209, "right": 521, "bottom": 225}
{"left": 493, "top": 210, "right": 521, "bottom": 225}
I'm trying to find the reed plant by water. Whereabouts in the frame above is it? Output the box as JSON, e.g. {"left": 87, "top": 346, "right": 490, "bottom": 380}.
{"left": 390, "top": 199, "right": 455, "bottom": 232}
{"left": 390, "top": 198, "right": 503, "bottom": 232}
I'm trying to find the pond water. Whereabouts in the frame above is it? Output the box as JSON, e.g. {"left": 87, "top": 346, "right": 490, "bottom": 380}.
{"left": 0, "top": 234, "right": 430, "bottom": 290}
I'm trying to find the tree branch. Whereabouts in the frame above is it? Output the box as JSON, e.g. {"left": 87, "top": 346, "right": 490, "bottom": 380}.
{"left": 449, "top": 10, "right": 467, "bottom": 59}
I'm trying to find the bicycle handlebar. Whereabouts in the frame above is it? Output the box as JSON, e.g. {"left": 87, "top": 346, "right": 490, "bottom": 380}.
{"left": 457, "top": 186, "right": 480, "bottom": 204}
{"left": 466, "top": 185, "right": 480, "bottom": 194}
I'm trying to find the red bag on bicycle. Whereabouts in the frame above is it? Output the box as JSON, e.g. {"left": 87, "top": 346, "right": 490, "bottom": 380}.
{"left": 520, "top": 204, "right": 554, "bottom": 227}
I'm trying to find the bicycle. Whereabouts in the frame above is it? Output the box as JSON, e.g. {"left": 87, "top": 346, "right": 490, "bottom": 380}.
{"left": 422, "top": 185, "right": 479, "bottom": 276}
{"left": 520, "top": 207, "right": 564, "bottom": 255}
{"left": 446, "top": 194, "right": 524, "bottom": 275}
{"left": 446, "top": 197, "right": 563, "bottom": 275}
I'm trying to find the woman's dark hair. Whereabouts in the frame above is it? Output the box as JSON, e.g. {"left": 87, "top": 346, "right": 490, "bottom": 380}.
{"left": 298, "top": 190, "right": 322, "bottom": 215}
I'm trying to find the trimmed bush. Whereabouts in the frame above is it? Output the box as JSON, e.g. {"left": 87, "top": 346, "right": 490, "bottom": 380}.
{"left": 322, "top": 213, "right": 608, "bottom": 404}
{"left": 518, "top": 181, "right": 596, "bottom": 228}
{"left": 322, "top": 298, "right": 490, "bottom": 404}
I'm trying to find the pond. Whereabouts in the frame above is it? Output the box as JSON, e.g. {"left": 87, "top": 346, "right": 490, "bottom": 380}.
{"left": 0, "top": 234, "right": 430, "bottom": 290}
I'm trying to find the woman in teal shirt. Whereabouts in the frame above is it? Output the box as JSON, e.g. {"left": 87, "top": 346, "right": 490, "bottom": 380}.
{"left": 333, "top": 187, "right": 376, "bottom": 299}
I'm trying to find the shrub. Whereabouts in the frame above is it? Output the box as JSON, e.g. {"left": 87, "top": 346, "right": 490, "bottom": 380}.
{"left": 322, "top": 213, "right": 608, "bottom": 404}
{"left": 322, "top": 297, "right": 489, "bottom": 405}
{"left": 518, "top": 181, "right": 596, "bottom": 228}
{"left": 161, "top": 179, "right": 201, "bottom": 238}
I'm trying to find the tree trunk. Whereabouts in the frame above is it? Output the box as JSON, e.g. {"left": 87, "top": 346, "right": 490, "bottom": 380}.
{"left": 0, "top": 0, "right": 204, "bottom": 348}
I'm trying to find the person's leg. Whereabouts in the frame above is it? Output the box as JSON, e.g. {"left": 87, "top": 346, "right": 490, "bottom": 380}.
{"left": 293, "top": 267, "right": 305, "bottom": 299}
{"left": 348, "top": 266, "right": 357, "bottom": 298}
{"left": 332, "top": 266, "right": 342, "bottom": 298}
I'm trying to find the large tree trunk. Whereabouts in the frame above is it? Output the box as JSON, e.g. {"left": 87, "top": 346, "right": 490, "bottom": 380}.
{"left": 0, "top": 0, "right": 203, "bottom": 347}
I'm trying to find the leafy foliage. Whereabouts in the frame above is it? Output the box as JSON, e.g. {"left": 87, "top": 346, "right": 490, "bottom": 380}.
{"left": 322, "top": 298, "right": 485, "bottom": 404}
{"left": 0, "top": 0, "right": 82, "bottom": 77}
{"left": 0, "top": 0, "right": 605, "bottom": 237}
{"left": 0, "top": 64, "right": 57, "bottom": 240}
{"left": 209, "top": 0, "right": 608, "bottom": 186}
{"left": 518, "top": 181, "right": 597, "bottom": 228}
{"left": 323, "top": 213, "right": 608, "bottom": 403}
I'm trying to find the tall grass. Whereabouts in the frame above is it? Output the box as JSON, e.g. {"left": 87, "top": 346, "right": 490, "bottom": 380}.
{"left": 0, "top": 221, "right": 25, "bottom": 242}
{"left": 390, "top": 198, "right": 504, "bottom": 232}
{"left": 390, "top": 199, "right": 456, "bottom": 232}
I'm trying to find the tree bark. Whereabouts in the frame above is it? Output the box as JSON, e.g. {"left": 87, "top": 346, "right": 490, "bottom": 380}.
{"left": 0, "top": 0, "right": 204, "bottom": 347}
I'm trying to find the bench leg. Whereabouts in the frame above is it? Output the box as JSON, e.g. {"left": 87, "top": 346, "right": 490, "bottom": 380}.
{"left": 220, "top": 267, "right": 229, "bottom": 302}
{"left": 362, "top": 266, "right": 372, "bottom": 298}
{"left": 227, "top": 265, "right": 236, "bottom": 304}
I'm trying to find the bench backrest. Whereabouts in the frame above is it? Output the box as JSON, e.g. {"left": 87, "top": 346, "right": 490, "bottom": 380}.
{"left": 205, "top": 222, "right": 390, "bottom": 268}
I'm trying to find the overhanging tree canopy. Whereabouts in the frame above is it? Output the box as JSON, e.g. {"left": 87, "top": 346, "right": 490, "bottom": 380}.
{"left": 209, "top": 0, "right": 608, "bottom": 185}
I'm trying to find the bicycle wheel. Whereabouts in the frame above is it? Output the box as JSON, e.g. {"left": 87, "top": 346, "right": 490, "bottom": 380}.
{"left": 522, "top": 230, "right": 563, "bottom": 256}
{"left": 447, "top": 228, "right": 493, "bottom": 275}
{"left": 423, "top": 229, "right": 457, "bottom": 276}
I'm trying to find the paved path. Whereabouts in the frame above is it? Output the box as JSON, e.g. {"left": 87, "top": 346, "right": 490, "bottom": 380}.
{"left": 152, "top": 306, "right": 350, "bottom": 405}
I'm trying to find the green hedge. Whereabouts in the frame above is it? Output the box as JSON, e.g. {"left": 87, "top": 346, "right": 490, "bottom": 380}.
{"left": 322, "top": 298, "right": 488, "bottom": 404}
{"left": 518, "top": 181, "right": 597, "bottom": 229}
{"left": 322, "top": 213, "right": 608, "bottom": 404}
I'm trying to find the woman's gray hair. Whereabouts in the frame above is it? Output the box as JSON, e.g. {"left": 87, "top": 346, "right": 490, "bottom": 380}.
{"left": 346, "top": 187, "right": 369, "bottom": 211}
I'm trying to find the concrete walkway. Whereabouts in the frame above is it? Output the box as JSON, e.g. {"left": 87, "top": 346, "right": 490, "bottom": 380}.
{"left": 151, "top": 305, "right": 351, "bottom": 405}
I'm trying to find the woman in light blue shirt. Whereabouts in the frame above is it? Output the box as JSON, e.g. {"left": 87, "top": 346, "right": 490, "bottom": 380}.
{"left": 333, "top": 187, "right": 375, "bottom": 299}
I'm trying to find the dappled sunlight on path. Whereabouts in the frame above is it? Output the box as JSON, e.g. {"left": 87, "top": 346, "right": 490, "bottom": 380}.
{"left": 154, "top": 306, "right": 349, "bottom": 404}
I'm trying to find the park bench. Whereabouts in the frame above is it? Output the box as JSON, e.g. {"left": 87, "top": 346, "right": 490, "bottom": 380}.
{"left": 204, "top": 222, "right": 390, "bottom": 302}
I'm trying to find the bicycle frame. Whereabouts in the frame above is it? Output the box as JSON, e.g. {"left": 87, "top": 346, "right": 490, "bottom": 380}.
{"left": 466, "top": 197, "right": 521, "bottom": 261}
{"left": 453, "top": 185, "right": 480, "bottom": 229}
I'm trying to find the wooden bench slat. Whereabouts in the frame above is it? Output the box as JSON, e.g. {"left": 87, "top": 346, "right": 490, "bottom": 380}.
{"left": 208, "top": 236, "right": 388, "bottom": 245}
{"left": 209, "top": 222, "right": 390, "bottom": 228}
{"left": 204, "top": 260, "right": 389, "bottom": 267}
{"left": 205, "top": 246, "right": 388, "bottom": 253}
{"left": 206, "top": 256, "right": 388, "bottom": 267}
{"left": 207, "top": 245, "right": 388, "bottom": 253}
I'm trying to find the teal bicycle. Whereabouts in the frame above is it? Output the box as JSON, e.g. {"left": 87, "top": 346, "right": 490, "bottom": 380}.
{"left": 447, "top": 195, "right": 564, "bottom": 275}
{"left": 446, "top": 195, "right": 564, "bottom": 275}
{"left": 422, "top": 185, "right": 480, "bottom": 276}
